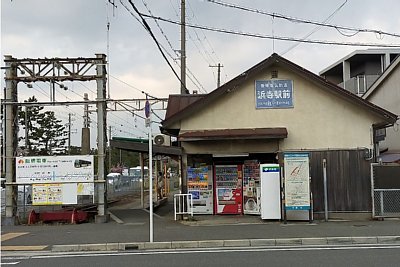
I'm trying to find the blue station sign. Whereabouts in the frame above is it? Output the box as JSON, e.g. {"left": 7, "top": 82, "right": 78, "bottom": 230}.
{"left": 255, "top": 80, "right": 293, "bottom": 109}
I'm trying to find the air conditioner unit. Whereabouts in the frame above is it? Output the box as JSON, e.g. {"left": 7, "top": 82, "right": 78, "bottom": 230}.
{"left": 154, "top": 134, "right": 171, "bottom": 146}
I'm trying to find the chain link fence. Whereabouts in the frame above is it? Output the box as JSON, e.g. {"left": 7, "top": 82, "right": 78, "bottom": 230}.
{"left": 371, "top": 164, "right": 400, "bottom": 218}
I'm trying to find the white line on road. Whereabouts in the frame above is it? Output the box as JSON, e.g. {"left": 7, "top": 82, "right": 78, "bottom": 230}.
{"left": 3, "top": 244, "right": 400, "bottom": 260}
{"left": 1, "top": 262, "right": 20, "bottom": 265}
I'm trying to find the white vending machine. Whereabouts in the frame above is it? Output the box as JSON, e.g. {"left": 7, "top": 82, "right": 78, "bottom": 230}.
{"left": 187, "top": 166, "right": 213, "bottom": 214}
{"left": 260, "top": 164, "right": 281, "bottom": 220}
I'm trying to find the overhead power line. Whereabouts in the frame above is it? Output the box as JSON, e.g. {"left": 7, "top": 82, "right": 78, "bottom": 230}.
{"left": 141, "top": 0, "right": 207, "bottom": 93}
{"left": 207, "top": 0, "right": 400, "bottom": 39}
{"left": 140, "top": 14, "right": 400, "bottom": 48}
{"left": 125, "top": 0, "right": 189, "bottom": 93}
{"left": 281, "top": 0, "right": 348, "bottom": 55}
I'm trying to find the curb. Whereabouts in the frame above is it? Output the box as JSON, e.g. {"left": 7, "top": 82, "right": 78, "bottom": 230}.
{"left": 50, "top": 236, "right": 400, "bottom": 252}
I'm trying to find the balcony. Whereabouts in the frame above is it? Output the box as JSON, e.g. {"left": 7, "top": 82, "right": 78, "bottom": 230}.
{"left": 339, "top": 75, "right": 380, "bottom": 96}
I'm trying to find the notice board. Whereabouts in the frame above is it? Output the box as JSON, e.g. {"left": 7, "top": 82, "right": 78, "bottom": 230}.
{"left": 284, "top": 153, "right": 311, "bottom": 211}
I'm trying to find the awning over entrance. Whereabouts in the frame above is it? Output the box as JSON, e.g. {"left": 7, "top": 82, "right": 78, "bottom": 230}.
{"left": 110, "top": 138, "right": 182, "bottom": 156}
{"left": 178, "top": 127, "right": 288, "bottom": 141}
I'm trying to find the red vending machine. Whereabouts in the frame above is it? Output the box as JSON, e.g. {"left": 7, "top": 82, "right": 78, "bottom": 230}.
{"left": 214, "top": 165, "right": 243, "bottom": 214}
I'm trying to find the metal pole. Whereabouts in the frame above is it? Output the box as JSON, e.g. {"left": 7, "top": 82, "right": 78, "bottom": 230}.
{"left": 323, "top": 159, "right": 328, "bottom": 221}
{"left": 4, "top": 55, "right": 18, "bottom": 225}
{"left": 140, "top": 153, "right": 144, "bottom": 208}
{"left": 148, "top": 111, "right": 154, "bottom": 242}
{"left": 95, "top": 54, "right": 108, "bottom": 223}
{"left": 180, "top": 0, "right": 186, "bottom": 94}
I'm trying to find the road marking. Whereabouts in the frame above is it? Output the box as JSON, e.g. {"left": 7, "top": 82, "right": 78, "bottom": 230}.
{"left": 3, "top": 244, "right": 399, "bottom": 260}
{"left": 1, "top": 245, "right": 48, "bottom": 251}
{"left": 1, "top": 262, "right": 21, "bottom": 265}
{"left": 1, "top": 233, "right": 29, "bottom": 242}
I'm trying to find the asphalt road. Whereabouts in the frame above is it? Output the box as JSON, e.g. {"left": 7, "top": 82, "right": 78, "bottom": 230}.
{"left": 3, "top": 245, "right": 400, "bottom": 267}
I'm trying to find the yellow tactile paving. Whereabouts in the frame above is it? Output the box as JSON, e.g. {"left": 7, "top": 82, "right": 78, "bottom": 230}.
{"left": 1, "top": 232, "right": 29, "bottom": 242}
{"left": 1, "top": 245, "right": 48, "bottom": 251}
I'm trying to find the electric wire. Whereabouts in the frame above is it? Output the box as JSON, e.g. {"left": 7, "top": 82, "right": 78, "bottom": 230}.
{"left": 125, "top": 0, "right": 189, "bottom": 93}
{"left": 141, "top": 14, "right": 400, "bottom": 48}
{"left": 139, "top": 0, "right": 206, "bottom": 93}
{"left": 207, "top": 0, "right": 400, "bottom": 39}
{"left": 280, "top": 0, "right": 348, "bottom": 55}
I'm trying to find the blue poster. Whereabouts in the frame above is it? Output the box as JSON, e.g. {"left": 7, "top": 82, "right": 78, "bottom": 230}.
{"left": 255, "top": 80, "right": 293, "bottom": 109}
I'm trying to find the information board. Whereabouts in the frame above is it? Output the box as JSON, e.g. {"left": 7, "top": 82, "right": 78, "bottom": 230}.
{"left": 16, "top": 155, "right": 94, "bottom": 205}
{"left": 284, "top": 153, "right": 310, "bottom": 210}
{"left": 16, "top": 155, "right": 94, "bottom": 184}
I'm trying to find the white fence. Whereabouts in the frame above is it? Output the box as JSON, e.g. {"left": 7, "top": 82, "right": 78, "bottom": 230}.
{"left": 174, "top": 193, "right": 193, "bottom": 220}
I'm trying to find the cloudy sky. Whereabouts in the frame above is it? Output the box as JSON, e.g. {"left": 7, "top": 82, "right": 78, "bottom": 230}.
{"left": 2, "top": 0, "right": 400, "bottom": 144}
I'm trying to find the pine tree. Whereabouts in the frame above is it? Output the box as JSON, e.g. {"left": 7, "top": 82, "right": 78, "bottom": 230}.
{"left": 18, "top": 96, "right": 68, "bottom": 155}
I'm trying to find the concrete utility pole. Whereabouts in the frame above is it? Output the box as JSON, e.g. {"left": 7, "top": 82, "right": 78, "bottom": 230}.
{"left": 108, "top": 126, "right": 112, "bottom": 171}
{"left": 4, "top": 55, "right": 18, "bottom": 225}
{"left": 68, "top": 113, "right": 72, "bottom": 155}
{"left": 95, "top": 53, "right": 108, "bottom": 223}
{"left": 81, "top": 93, "right": 90, "bottom": 155}
{"left": 25, "top": 106, "right": 29, "bottom": 152}
{"left": 209, "top": 63, "right": 224, "bottom": 88}
{"left": 180, "top": 0, "right": 187, "bottom": 94}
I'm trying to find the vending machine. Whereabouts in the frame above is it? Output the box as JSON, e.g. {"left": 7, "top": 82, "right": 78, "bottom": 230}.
{"left": 187, "top": 166, "right": 213, "bottom": 214}
{"left": 260, "top": 163, "right": 281, "bottom": 220}
{"left": 214, "top": 165, "right": 243, "bottom": 215}
{"left": 243, "top": 160, "right": 261, "bottom": 215}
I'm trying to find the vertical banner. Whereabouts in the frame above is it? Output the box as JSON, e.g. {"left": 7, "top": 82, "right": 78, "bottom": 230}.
{"left": 284, "top": 153, "right": 311, "bottom": 211}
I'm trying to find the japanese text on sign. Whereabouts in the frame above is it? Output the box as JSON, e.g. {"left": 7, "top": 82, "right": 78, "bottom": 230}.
{"left": 255, "top": 80, "right": 293, "bottom": 109}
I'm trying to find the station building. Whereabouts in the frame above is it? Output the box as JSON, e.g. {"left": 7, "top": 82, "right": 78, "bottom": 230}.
{"left": 161, "top": 53, "right": 397, "bottom": 219}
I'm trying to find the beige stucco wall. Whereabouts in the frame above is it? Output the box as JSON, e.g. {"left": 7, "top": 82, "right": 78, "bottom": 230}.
{"left": 179, "top": 66, "right": 384, "bottom": 153}
{"left": 367, "top": 65, "right": 400, "bottom": 151}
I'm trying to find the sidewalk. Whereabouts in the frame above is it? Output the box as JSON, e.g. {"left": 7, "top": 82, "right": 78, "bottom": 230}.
{"left": 2, "top": 193, "right": 400, "bottom": 254}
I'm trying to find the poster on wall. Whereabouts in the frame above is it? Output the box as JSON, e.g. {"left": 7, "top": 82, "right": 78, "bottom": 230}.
{"left": 255, "top": 80, "right": 293, "bottom": 109}
{"left": 284, "top": 153, "right": 311, "bottom": 211}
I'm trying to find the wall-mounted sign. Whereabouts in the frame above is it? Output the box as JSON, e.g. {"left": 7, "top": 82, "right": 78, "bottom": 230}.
{"left": 255, "top": 80, "right": 293, "bottom": 109}
{"left": 284, "top": 153, "right": 310, "bottom": 210}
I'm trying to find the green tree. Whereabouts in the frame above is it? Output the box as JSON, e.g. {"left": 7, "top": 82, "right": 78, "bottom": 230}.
{"left": 18, "top": 96, "right": 68, "bottom": 155}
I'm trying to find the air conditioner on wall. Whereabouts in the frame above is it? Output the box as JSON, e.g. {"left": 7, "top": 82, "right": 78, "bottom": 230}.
{"left": 154, "top": 134, "right": 171, "bottom": 146}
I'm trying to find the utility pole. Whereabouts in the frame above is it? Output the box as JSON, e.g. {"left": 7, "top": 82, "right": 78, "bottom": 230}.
{"left": 81, "top": 93, "right": 91, "bottom": 155}
{"left": 209, "top": 63, "right": 224, "bottom": 88}
{"left": 108, "top": 125, "right": 112, "bottom": 171}
{"left": 68, "top": 113, "right": 71, "bottom": 155}
{"left": 25, "top": 106, "right": 29, "bottom": 154}
{"left": 4, "top": 55, "right": 18, "bottom": 225}
{"left": 180, "top": 0, "right": 187, "bottom": 94}
{"left": 95, "top": 53, "right": 108, "bottom": 223}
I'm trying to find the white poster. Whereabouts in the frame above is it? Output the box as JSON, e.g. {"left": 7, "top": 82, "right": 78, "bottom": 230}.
{"left": 284, "top": 153, "right": 310, "bottom": 210}
{"left": 16, "top": 155, "right": 94, "bottom": 184}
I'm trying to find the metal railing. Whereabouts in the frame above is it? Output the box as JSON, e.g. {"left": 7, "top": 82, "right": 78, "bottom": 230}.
{"left": 174, "top": 193, "right": 193, "bottom": 220}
